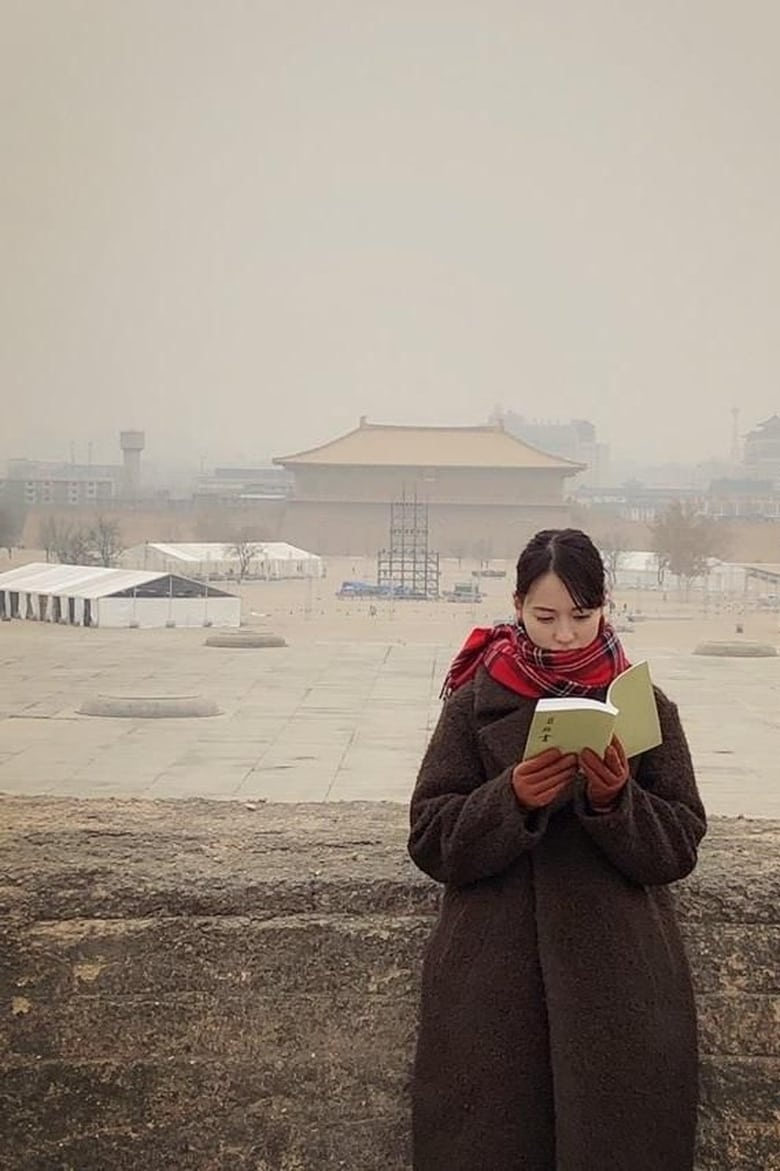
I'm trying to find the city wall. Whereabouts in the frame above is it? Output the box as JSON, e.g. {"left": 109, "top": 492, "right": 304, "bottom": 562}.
{"left": 1, "top": 799, "right": 778, "bottom": 1170}
{"left": 18, "top": 502, "right": 780, "bottom": 562}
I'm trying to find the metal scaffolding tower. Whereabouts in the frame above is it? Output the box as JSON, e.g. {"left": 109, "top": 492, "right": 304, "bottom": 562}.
{"left": 377, "top": 493, "right": 440, "bottom": 599}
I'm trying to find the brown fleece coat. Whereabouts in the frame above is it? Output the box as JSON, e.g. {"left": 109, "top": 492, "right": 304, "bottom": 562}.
{"left": 408, "top": 668, "right": 706, "bottom": 1171}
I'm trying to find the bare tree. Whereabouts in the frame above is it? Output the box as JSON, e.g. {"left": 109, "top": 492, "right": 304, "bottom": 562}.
{"left": 651, "top": 501, "right": 730, "bottom": 590}
{"left": 38, "top": 516, "right": 87, "bottom": 564}
{"left": 0, "top": 505, "right": 24, "bottom": 558}
{"left": 229, "top": 530, "right": 263, "bottom": 581}
{"left": 89, "top": 515, "right": 124, "bottom": 567}
{"left": 599, "top": 530, "right": 630, "bottom": 590}
{"left": 57, "top": 526, "right": 96, "bottom": 565}
{"left": 38, "top": 515, "right": 66, "bottom": 563}
{"left": 37, "top": 514, "right": 124, "bottom": 567}
{"left": 39, "top": 519, "right": 93, "bottom": 565}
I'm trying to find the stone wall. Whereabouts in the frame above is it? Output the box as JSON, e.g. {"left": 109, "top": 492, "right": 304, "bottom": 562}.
{"left": 287, "top": 466, "right": 569, "bottom": 506}
{"left": 0, "top": 799, "right": 777, "bottom": 1171}
{"left": 279, "top": 499, "right": 573, "bottom": 558}
{"left": 20, "top": 502, "right": 780, "bottom": 562}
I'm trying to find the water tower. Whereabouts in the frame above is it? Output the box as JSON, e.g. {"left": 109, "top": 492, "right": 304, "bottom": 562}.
{"left": 119, "top": 430, "right": 145, "bottom": 497}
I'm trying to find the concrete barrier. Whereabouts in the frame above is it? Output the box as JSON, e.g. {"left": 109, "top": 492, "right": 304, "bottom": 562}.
{"left": 78, "top": 695, "right": 221, "bottom": 718}
{"left": 205, "top": 632, "right": 287, "bottom": 648}
{"left": 693, "top": 641, "right": 778, "bottom": 658}
{"left": 0, "top": 799, "right": 777, "bottom": 1171}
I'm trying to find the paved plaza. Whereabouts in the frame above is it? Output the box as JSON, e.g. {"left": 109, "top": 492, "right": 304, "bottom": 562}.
{"left": 0, "top": 596, "right": 778, "bottom": 817}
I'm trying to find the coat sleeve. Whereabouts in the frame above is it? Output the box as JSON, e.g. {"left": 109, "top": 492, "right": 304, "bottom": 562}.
{"left": 408, "top": 685, "right": 550, "bottom": 886}
{"left": 573, "top": 690, "right": 706, "bottom": 886}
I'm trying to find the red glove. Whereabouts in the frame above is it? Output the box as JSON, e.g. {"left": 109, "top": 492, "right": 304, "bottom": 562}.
{"left": 512, "top": 748, "right": 578, "bottom": 811}
{"left": 580, "top": 736, "right": 629, "bottom": 813}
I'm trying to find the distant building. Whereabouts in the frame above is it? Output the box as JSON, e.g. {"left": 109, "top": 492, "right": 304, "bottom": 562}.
{"left": 584, "top": 483, "right": 702, "bottom": 523}
{"left": 194, "top": 466, "right": 292, "bottom": 500}
{"left": 492, "top": 412, "right": 610, "bottom": 489}
{"left": 1, "top": 431, "right": 148, "bottom": 509}
{"left": 702, "top": 478, "right": 780, "bottom": 521}
{"left": 1, "top": 459, "right": 121, "bottom": 508}
{"left": 582, "top": 475, "right": 780, "bottom": 523}
{"left": 743, "top": 415, "right": 780, "bottom": 486}
{"left": 273, "top": 418, "right": 584, "bottom": 556}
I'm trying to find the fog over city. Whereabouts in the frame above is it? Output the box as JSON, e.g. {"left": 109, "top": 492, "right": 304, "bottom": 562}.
{"left": 2, "top": 11, "right": 780, "bottom": 1158}
{"left": 2, "top": 1, "right": 779, "bottom": 472}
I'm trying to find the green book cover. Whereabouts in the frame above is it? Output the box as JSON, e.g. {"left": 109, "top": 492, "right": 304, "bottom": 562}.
{"left": 522, "top": 661, "right": 663, "bottom": 761}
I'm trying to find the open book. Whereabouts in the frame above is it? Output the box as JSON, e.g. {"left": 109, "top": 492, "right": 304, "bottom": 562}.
{"left": 522, "top": 661, "right": 663, "bottom": 761}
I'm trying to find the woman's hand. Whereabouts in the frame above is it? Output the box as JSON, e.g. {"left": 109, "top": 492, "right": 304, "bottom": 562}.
{"left": 580, "top": 735, "right": 629, "bottom": 812}
{"left": 511, "top": 748, "right": 578, "bottom": 810}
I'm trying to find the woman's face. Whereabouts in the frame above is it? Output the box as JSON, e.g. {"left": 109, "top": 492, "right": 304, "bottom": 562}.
{"left": 515, "top": 571, "right": 603, "bottom": 651}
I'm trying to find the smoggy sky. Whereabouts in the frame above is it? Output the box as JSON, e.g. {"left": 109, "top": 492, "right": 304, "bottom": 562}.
{"left": 2, "top": 0, "right": 779, "bottom": 471}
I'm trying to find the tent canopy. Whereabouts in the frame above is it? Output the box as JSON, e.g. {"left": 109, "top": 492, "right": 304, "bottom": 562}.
{"left": 122, "top": 542, "right": 324, "bottom": 577}
{"left": 135, "top": 542, "right": 320, "bottom": 563}
{"left": 0, "top": 563, "right": 234, "bottom": 599}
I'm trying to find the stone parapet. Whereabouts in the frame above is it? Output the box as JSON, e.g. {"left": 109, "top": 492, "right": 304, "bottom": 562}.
{"left": 0, "top": 799, "right": 777, "bottom": 1170}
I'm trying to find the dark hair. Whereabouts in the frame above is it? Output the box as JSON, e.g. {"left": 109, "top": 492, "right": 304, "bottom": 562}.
{"left": 515, "top": 529, "right": 605, "bottom": 611}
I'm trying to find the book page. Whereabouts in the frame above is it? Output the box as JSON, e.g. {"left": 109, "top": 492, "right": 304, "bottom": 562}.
{"left": 607, "top": 661, "right": 663, "bottom": 758}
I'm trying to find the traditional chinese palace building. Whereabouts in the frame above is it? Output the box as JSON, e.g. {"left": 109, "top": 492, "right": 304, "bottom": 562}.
{"left": 274, "top": 419, "right": 584, "bottom": 557}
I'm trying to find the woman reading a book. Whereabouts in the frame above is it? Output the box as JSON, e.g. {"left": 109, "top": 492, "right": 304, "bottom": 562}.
{"left": 408, "top": 528, "right": 706, "bottom": 1171}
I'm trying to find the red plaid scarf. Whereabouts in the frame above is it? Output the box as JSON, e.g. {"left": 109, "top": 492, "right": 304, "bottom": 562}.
{"left": 440, "top": 621, "right": 630, "bottom": 700}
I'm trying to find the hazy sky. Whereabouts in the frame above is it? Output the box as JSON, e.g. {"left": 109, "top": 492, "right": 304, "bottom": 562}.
{"left": 2, "top": 0, "right": 779, "bottom": 470}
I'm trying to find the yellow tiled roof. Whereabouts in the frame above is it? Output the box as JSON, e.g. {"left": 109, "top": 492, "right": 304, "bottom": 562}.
{"left": 275, "top": 423, "right": 584, "bottom": 472}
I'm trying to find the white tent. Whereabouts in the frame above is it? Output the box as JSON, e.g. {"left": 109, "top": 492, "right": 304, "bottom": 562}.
{"left": 0, "top": 563, "right": 240, "bottom": 629}
{"left": 122, "top": 541, "right": 324, "bottom": 579}
{"left": 707, "top": 561, "right": 749, "bottom": 595}
{"left": 606, "top": 550, "right": 749, "bottom": 595}
{"left": 607, "top": 551, "right": 661, "bottom": 590}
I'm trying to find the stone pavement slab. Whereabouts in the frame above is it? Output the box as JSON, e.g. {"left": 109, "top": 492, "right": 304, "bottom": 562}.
{"left": 0, "top": 620, "right": 778, "bottom": 816}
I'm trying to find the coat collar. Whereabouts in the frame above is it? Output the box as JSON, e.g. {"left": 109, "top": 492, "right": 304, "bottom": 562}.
{"left": 473, "top": 669, "right": 537, "bottom": 775}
